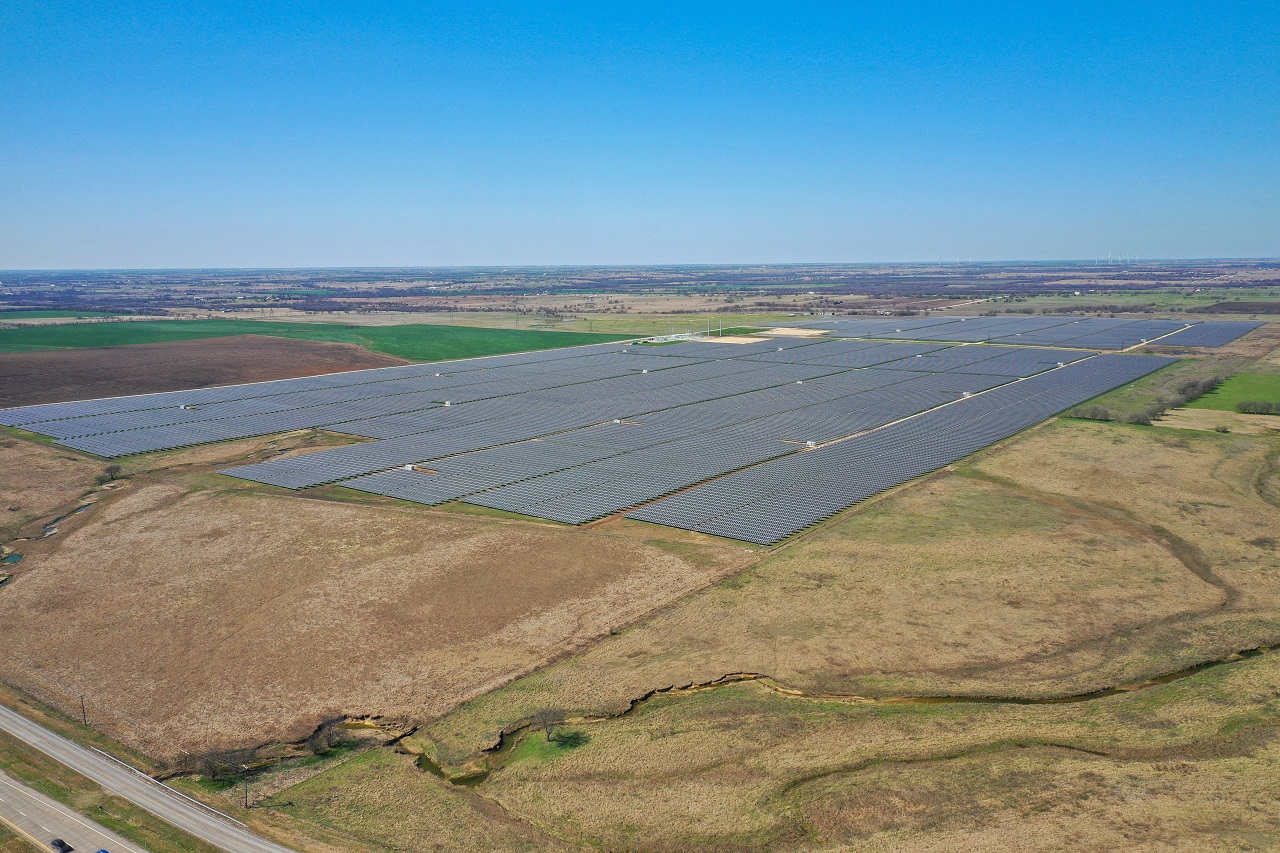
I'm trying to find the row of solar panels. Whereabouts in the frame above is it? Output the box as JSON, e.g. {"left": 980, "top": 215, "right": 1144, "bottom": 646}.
{"left": 0, "top": 320, "right": 1219, "bottom": 541}
{"left": 782, "top": 315, "right": 1260, "bottom": 349}
{"left": 328, "top": 367, "right": 1020, "bottom": 518}
{"left": 220, "top": 360, "right": 904, "bottom": 487}
{"left": 216, "top": 340, "right": 1099, "bottom": 486}
{"left": 240, "top": 352, "right": 1172, "bottom": 537}
{"left": 627, "top": 353, "right": 1176, "bottom": 543}
{"left": 4, "top": 334, "right": 1086, "bottom": 457}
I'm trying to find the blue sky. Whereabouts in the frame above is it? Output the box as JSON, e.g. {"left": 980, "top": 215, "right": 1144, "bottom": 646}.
{"left": 2, "top": 2, "right": 1277, "bottom": 267}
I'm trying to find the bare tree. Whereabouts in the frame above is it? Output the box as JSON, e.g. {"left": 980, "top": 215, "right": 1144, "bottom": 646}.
{"left": 306, "top": 717, "right": 347, "bottom": 755}
{"left": 530, "top": 707, "right": 566, "bottom": 740}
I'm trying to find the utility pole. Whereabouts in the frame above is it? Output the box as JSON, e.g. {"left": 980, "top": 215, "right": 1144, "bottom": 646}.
{"left": 80, "top": 694, "right": 87, "bottom": 726}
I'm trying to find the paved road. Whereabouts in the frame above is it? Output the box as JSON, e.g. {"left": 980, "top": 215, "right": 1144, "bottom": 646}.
{"left": 0, "top": 769, "right": 144, "bottom": 852}
{"left": 0, "top": 706, "right": 294, "bottom": 853}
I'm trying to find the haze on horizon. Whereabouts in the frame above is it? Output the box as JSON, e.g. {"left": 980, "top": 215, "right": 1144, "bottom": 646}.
{"left": 3, "top": 2, "right": 1278, "bottom": 269}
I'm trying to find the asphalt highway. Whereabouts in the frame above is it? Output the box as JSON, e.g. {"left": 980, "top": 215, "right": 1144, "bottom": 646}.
{"left": 0, "top": 769, "right": 144, "bottom": 852}
{"left": 0, "top": 706, "right": 294, "bottom": 853}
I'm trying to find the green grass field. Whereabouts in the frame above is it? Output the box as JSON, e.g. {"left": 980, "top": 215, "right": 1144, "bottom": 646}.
{"left": 1186, "top": 373, "right": 1280, "bottom": 411}
{"left": 0, "top": 310, "right": 123, "bottom": 319}
{"left": 0, "top": 319, "right": 632, "bottom": 360}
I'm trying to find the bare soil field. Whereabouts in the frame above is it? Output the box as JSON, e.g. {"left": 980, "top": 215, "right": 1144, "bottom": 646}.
{"left": 0, "top": 335, "right": 405, "bottom": 408}
{"left": 0, "top": 436, "right": 751, "bottom": 759}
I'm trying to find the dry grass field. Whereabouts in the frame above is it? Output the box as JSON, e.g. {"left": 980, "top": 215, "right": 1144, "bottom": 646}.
{"left": 261, "top": 749, "right": 564, "bottom": 852}
{"left": 244, "top": 415, "right": 1280, "bottom": 851}
{"left": 420, "top": 419, "right": 1280, "bottom": 763}
{"left": 0, "top": 437, "right": 105, "bottom": 542}
{"left": 467, "top": 655, "right": 1280, "bottom": 851}
{"left": 0, "top": 435, "right": 750, "bottom": 758}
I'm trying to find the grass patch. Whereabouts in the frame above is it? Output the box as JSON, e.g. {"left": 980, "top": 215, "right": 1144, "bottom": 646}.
{"left": 507, "top": 730, "right": 590, "bottom": 768}
{"left": 0, "top": 319, "right": 630, "bottom": 361}
{"left": 0, "top": 427, "right": 62, "bottom": 448}
{"left": 711, "top": 326, "right": 766, "bottom": 336}
{"left": 1186, "top": 373, "right": 1280, "bottom": 412}
{"left": 1066, "top": 356, "right": 1251, "bottom": 422}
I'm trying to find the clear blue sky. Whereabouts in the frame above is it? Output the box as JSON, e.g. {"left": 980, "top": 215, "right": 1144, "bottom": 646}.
{"left": 2, "top": 2, "right": 1277, "bottom": 267}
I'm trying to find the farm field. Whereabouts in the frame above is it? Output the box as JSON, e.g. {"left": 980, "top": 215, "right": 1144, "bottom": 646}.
{"left": 0, "top": 335, "right": 406, "bottom": 408}
{"left": 193, "top": 307, "right": 806, "bottom": 336}
{"left": 0, "top": 309, "right": 124, "bottom": 319}
{"left": 0, "top": 319, "right": 630, "bottom": 360}
{"left": 1187, "top": 373, "right": 1280, "bottom": 412}
{"left": 980, "top": 284, "right": 1280, "bottom": 317}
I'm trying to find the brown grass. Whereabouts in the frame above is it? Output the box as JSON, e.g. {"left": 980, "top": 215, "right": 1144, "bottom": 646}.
{"left": 287, "top": 644, "right": 1275, "bottom": 851}
{"left": 261, "top": 749, "right": 564, "bottom": 852}
{"left": 462, "top": 647, "right": 1280, "bottom": 851}
{"left": 0, "top": 436, "right": 751, "bottom": 758}
{"left": 1155, "top": 408, "right": 1280, "bottom": 435}
{"left": 422, "top": 419, "right": 1280, "bottom": 762}
{"left": 0, "top": 438, "right": 102, "bottom": 541}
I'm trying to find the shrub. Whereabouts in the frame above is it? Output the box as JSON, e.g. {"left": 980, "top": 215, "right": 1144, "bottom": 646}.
{"left": 1072, "top": 405, "right": 1114, "bottom": 421}
{"left": 1236, "top": 400, "right": 1279, "bottom": 415}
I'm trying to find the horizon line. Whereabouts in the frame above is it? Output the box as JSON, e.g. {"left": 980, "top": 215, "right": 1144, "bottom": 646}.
{"left": 3, "top": 257, "right": 1279, "bottom": 274}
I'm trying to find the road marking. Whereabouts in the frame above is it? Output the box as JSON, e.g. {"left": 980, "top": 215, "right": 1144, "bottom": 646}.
{"left": 0, "top": 813, "right": 49, "bottom": 852}
{"left": 91, "top": 745, "right": 251, "bottom": 827}
{"left": 0, "top": 773, "right": 148, "bottom": 853}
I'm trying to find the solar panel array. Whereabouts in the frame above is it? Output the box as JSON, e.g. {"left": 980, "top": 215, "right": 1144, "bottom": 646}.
{"left": 1154, "top": 320, "right": 1264, "bottom": 347}
{"left": 217, "top": 341, "right": 1168, "bottom": 531}
{"left": 0, "top": 314, "right": 1257, "bottom": 542}
{"left": 628, "top": 353, "right": 1175, "bottom": 543}
{"left": 779, "top": 315, "right": 1258, "bottom": 349}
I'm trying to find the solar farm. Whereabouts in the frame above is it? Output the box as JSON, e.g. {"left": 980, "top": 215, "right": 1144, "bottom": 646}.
{"left": 0, "top": 316, "right": 1260, "bottom": 544}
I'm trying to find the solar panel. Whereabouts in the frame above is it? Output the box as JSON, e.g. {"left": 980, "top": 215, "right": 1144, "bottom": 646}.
{"left": 1154, "top": 321, "right": 1262, "bottom": 347}
{"left": 627, "top": 354, "right": 1175, "bottom": 543}
{"left": 0, "top": 321, "right": 1207, "bottom": 543}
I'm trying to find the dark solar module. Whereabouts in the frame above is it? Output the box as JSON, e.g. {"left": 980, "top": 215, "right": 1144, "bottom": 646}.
{"left": 627, "top": 354, "right": 1175, "bottom": 543}
{"left": 1154, "top": 321, "right": 1262, "bottom": 347}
